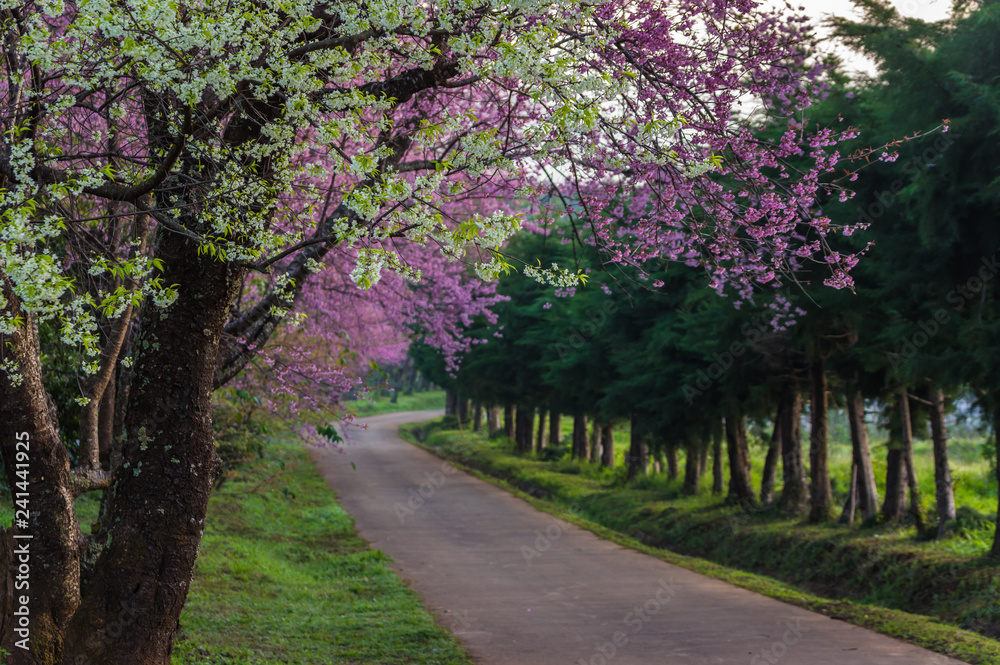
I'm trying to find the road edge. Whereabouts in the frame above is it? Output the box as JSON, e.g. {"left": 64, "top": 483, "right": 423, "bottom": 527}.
{"left": 397, "top": 418, "right": 994, "bottom": 665}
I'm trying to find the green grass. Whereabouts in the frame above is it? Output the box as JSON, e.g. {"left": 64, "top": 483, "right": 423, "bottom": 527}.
{"left": 171, "top": 431, "right": 473, "bottom": 665}
{"left": 402, "top": 417, "right": 1000, "bottom": 665}
{"left": 345, "top": 389, "right": 446, "bottom": 418}
{"left": 0, "top": 415, "right": 472, "bottom": 664}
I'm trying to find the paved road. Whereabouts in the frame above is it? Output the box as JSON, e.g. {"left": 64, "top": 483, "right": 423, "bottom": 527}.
{"left": 309, "top": 411, "right": 966, "bottom": 665}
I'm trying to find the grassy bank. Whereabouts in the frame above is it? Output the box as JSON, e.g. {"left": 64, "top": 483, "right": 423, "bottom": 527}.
{"left": 345, "top": 389, "right": 446, "bottom": 418}
{"left": 172, "top": 430, "right": 473, "bottom": 664}
{"left": 402, "top": 417, "right": 1000, "bottom": 665}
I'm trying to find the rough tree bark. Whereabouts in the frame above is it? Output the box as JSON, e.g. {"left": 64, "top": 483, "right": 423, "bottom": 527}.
{"left": 600, "top": 422, "right": 614, "bottom": 468}
{"left": 808, "top": 359, "right": 832, "bottom": 523}
{"left": 0, "top": 526, "right": 11, "bottom": 655}
{"left": 882, "top": 431, "right": 908, "bottom": 522}
{"left": 549, "top": 411, "right": 561, "bottom": 449}
{"left": 760, "top": 403, "right": 782, "bottom": 505}
{"left": 589, "top": 420, "right": 602, "bottom": 462}
{"left": 899, "top": 387, "right": 925, "bottom": 530}
{"left": 843, "top": 385, "right": 879, "bottom": 521}
{"left": 535, "top": 409, "right": 547, "bottom": 450}
{"left": 572, "top": 412, "right": 588, "bottom": 460}
{"left": 515, "top": 405, "right": 534, "bottom": 453}
{"left": 97, "top": 375, "right": 116, "bottom": 469}
{"left": 665, "top": 443, "right": 679, "bottom": 481}
{"left": 473, "top": 402, "right": 482, "bottom": 432}
{"left": 929, "top": 386, "right": 956, "bottom": 537}
{"left": 725, "top": 413, "right": 756, "bottom": 507}
{"left": 61, "top": 229, "right": 247, "bottom": 664}
{"left": 777, "top": 382, "right": 808, "bottom": 514}
{"left": 697, "top": 436, "right": 708, "bottom": 479}
{"left": 711, "top": 424, "right": 724, "bottom": 495}
{"left": 626, "top": 413, "right": 648, "bottom": 481}
{"left": 683, "top": 435, "right": 700, "bottom": 496}
{"left": 0, "top": 286, "right": 82, "bottom": 664}
{"left": 486, "top": 405, "right": 501, "bottom": 437}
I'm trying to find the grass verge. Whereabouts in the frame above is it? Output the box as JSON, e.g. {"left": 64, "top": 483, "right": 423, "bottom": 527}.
{"left": 344, "top": 390, "right": 445, "bottom": 418}
{"left": 172, "top": 430, "right": 473, "bottom": 665}
{"left": 401, "top": 418, "right": 1000, "bottom": 665}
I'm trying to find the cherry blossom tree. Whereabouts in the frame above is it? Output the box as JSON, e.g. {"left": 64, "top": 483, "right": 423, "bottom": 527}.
{"left": 0, "top": 0, "right": 868, "bottom": 662}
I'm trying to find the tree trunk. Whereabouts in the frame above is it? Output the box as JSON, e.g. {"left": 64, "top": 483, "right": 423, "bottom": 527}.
{"left": 458, "top": 398, "right": 471, "bottom": 424}
{"left": 77, "top": 303, "right": 135, "bottom": 472}
{"left": 572, "top": 412, "right": 589, "bottom": 460}
{"left": 845, "top": 385, "right": 879, "bottom": 521}
{"left": 600, "top": 423, "right": 614, "bottom": 468}
{"left": 711, "top": 424, "right": 724, "bottom": 495}
{"left": 487, "top": 405, "right": 501, "bottom": 437}
{"left": 665, "top": 443, "right": 679, "bottom": 481}
{"left": 473, "top": 402, "right": 483, "bottom": 432}
{"left": 808, "top": 359, "right": 832, "bottom": 523}
{"left": 683, "top": 436, "right": 699, "bottom": 496}
{"left": 0, "top": 297, "right": 82, "bottom": 664}
{"left": 929, "top": 386, "right": 956, "bottom": 537}
{"left": 725, "top": 413, "right": 756, "bottom": 508}
{"left": 899, "top": 387, "right": 925, "bottom": 530}
{"left": 760, "top": 403, "right": 782, "bottom": 505}
{"left": 841, "top": 464, "right": 858, "bottom": 526}
{"left": 777, "top": 382, "right": 808, "bottom": 514}
{"left": 651, "top": 448, "right": 663, "bottom": 475}
{"left": 98, "top": 374, "right": 116, "bottom": 470}
{"left": 445, "top": 389, "right": 457, "bottom": 416}
{"left": 882, "top": 439, "right": 908, "bottom": 522}
{"left": 62, "top": 229, "right": 245, "bottom": 663}
{"left": 549, "top": 411, "right": 561, "bottom": 449}
{"left": 503, "top": 404, "right": 514, "bottom": 439}
{"left": 405, "top": 360, "right": 417, "bottom": 395}
{"left": 513, "top": 405, "right": 527, "bottom": 452}
{"left": 520, "top": 406, "right": 531, "bottom": 452}
{"left": 626, "top": 414, "right": 648, "bottom": 481}
{"left": 0, "top": 526, "right": 12, "bottom": 656}
{"left": 536, "top": 409, "right": 547, "bottom": 450}
{"left": 990, "top": 404, "right": 1000, "bottom": 559}
{"left": 697, "top": 437, "right": 708, "bottom": 479}
{"left": 589, "top": 420, "right": 602, "bottom": 461}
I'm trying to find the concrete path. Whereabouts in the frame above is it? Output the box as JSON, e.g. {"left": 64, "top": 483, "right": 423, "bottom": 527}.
{"left": 309, "top": 411, "right": 966, "bottom": 665}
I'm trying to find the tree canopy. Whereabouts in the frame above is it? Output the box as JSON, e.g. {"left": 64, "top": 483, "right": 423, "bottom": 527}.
{"left": 0, "top": 0, "right": 933, "bottom": 662}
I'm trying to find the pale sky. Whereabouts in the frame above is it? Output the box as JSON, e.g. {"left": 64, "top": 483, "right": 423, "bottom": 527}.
{"left": 799, "top": 0, "right": 952, "bottom": 23}
{"left": 782, "top": 0, "right": 954, "bottom": 73}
